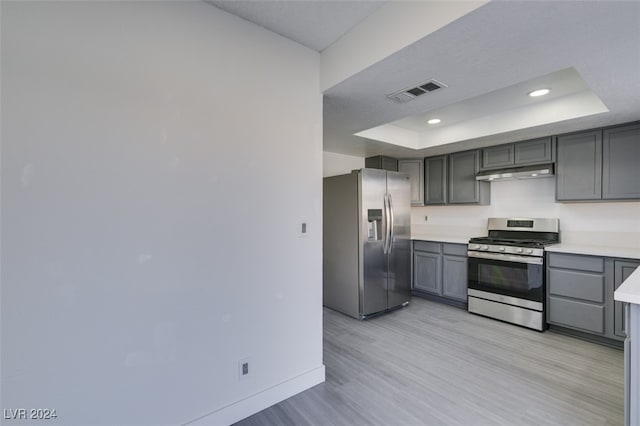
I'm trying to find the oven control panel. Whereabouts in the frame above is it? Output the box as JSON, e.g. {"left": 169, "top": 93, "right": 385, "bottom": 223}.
{"left": 467, "top": 243, "right": 543, "bottom": 257}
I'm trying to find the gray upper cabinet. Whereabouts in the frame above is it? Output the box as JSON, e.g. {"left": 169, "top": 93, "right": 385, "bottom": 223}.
{"left": 614, "top": 260, "right": 640, "bottom": 338}
{"left": 602, "top": 123, "right": 640, "bottom": 200}
{"left": 423, "top": 151, "right": 490, "bottom": 205}
{"left": 514, "top": 137, "right": 553, "bottom": 165}
{"left": 448, "top": 150, "right": 490, "bottom": 204}
{"left": 424, "top": 156, "right": 447, "bottom": 205}
{"left": 481, "top": 137, "right": 552, "bottom": 170}
{"left": 557, "top": 123, "right": 640, "bottom": 202}
{"left": 482, "top": 144, "right": 514, "bottom": 169}
{"left": 556, "top": 130, "right": 603, "bottom": 201}
{"left": 398, "top": 159, "right": 424, "bottom": 206}
{"left": 365, "top": 155, "right": 398, "bottom": 171}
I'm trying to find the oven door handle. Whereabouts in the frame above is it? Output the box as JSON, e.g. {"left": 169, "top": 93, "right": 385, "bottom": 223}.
{"left": 467, "top": 251, "right": 543, "bottom": 265}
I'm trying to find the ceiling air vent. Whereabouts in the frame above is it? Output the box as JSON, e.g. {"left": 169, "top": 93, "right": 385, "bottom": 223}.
{"left": 386, "top": 79, "right": 447, "bottom": 103}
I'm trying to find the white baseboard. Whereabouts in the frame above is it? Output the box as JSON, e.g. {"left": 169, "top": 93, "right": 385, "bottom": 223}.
{"left": 184, "top": 365, "right": 326, "bottom": 426}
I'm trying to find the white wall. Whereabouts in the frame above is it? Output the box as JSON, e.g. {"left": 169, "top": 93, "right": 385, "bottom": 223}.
{"left": 323, "top": 151, "right": 364, "bottom": 177}
{"left": 412, "top": 178, "right": 640, "bottom": 249}
{"left": 1, "top": 2, "right": 323, "bottom": 425}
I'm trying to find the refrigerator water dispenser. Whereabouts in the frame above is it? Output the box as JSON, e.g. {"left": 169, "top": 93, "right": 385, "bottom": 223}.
{"left": 367, "top": 209, "right": 382, "bottom": 240}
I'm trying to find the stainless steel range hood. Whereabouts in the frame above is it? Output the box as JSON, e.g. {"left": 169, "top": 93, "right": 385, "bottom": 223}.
{"left": 476, "top": 163, "right": 554, "bottom": 182}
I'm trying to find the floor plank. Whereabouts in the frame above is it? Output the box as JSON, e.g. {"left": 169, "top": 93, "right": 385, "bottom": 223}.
{"left": 236, "top": 298, "right": 623, "bottom": 426}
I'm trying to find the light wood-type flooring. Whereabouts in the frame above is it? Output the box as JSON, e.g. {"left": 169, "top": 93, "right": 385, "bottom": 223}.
{"left": 236, "top": 297, "right": 623, "bottom": 426}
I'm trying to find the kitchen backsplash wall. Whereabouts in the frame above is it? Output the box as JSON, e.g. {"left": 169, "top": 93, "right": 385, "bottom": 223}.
{"left": 321, "top": 152, "right": 640, "bottom": 249}
{"left": 412, "top": 178, "right": 640, "bottom": 249}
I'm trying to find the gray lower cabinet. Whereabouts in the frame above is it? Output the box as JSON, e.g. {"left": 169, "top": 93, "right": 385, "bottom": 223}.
{"left": 547, "top": 253, "right": 608, "bottom": 335}
{"left": 413, "top": 241, "right": 467, "bottom": 303}
{"left": 398, "top": 159, "right": 424, "bottom": 206}
{"left": 413, "top": 250, "right": 441, "bottom": 295}
{"left": 547, "top": 252, "right": 638, "bottom": 342}
{"left": 602, "top": 123, "right": 640, "bottom": 200}
{"left": 625, "top": 303, "right": 640, "bottom": 425}
{"left": 614, "top": 260, "right": 640, "bottom": 337}
{"left": 556, "top": 130, "right": 602, "bottom": 201}
{"left": 448, "top": 150, "right": 490, "bottom": 204}
{"left": 442, "top": 254, "right": 468, "bottom": 300}
{"left": 424, "top": 156, "right": 447, "bottom": 205}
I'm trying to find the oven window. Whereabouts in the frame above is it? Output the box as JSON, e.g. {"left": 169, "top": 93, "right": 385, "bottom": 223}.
{"left": 468, "top": 257, "right": 543, "bottom": 302}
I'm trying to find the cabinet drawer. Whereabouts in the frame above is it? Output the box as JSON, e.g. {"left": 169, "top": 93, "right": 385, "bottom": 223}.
{"left": 414, "top": 241, "right": 441, "bottom": 253}
{"left": 548, "top": 269, "right": 604, "bottom": 303}
{"left": 548, "top": 296, "right": 605, "bottom": 334}
{"left": 442, "top": 243, "right": 467, "bottom": 256}
{"left": 547, "top": 253, "right": 604, "bottom": 272}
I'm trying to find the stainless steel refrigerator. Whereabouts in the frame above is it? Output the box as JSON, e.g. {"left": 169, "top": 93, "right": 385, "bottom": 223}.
{"left": 323, "top": 168, "right": 411, "bottom": 319}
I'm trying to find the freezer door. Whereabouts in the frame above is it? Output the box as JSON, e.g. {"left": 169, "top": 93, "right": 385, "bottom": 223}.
{"left": 386, "top": 171, "right": 412, "bottom": 309}
{"left": 360, "top": 168, "right": 389, "bottom": 317}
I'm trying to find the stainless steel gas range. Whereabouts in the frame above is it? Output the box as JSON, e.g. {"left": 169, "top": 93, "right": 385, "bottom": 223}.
{"left": 467, "top": 218, "right": 559, "bottom": 331}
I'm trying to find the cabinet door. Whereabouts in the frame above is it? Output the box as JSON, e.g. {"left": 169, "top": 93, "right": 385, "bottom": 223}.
{"left": 514, "top": 137, "right": 553, "bottom": 165}
{"left": 442, "top": 255, "right": 468, "bottom": 301}
{"left": 413, "top": 251, "right": 441, "bottom": 295}
{"left": 556, "top": 130, "right": 602, "bottom": 201}
{"left": 381, "top": 156, "right": 398, "bottom": 172}
{"left": 398, "top": 159, "right": 424, "bottom": 206}
{"left": 603, "top": 123, "right": 640, "bottom": 200}
{"left": 448, "top": 150, "right": 489, "bottom": 204}
{"left": 365, "top": 155, "right": 398, "bottom": 171}
{"left": 424, "top": 156, "right": 447, "bottom": 205}
{"left": 482, "top": 144, "right": 514, "bottom": 169}
{"left": 614, "top": 260, "right": 640, "bottom": 337}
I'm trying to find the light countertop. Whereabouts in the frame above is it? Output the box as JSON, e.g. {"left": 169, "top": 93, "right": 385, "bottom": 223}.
{"left": 411, "top": 238, "right": 640, "bottom": 258}
{"left": 411, "top": 234, "right": 473, "bottom": 245}
{"left": 615, "top": 266, "right": 640, "bottom": 305}
{"left": 546, "top": 244, "right": 640, "bottom": 260}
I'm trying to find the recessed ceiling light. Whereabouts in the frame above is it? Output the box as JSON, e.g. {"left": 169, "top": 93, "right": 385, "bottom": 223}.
{"left": 427, "top": 118, "right": 441, "bottom": 124}
{"left": 528, "top": 89, "right": 550, "bottom": 97}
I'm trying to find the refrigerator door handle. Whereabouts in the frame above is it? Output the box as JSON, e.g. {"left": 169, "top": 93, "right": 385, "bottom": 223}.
{"left": 388, "top": 194, "right": 395, "bottom": 254}
{"left": 382, "top": 194, "right": 389, "bottom": 254}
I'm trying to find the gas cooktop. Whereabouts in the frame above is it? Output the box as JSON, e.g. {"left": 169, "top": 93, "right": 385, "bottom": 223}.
{"left": 467, "top": 218, "right": 560, "bottom": 257}
{"left": 468, "top": 236, "right": 558, "bottom": 249}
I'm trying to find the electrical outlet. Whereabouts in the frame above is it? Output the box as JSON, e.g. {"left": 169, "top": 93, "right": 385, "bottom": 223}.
{"left": 238, "top": 358, "right": 250, "bottom": 380}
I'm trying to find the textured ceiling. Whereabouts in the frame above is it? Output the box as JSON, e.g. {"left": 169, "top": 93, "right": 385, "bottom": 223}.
{"left": 355, "top": 67, "right": 609, "bottom": 150}
{"left": 323, "top": 0, "right": 640, "bottom": 158}
{"left": 207, "top": 0, "right": 384, "bottom": 51}
{"left": 208, "top": 1, "right": 640, "bottom": 159}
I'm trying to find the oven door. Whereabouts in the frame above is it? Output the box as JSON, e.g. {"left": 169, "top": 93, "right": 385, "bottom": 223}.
{"left": 467, "top": 252, "right": 544, "bottom": 303}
